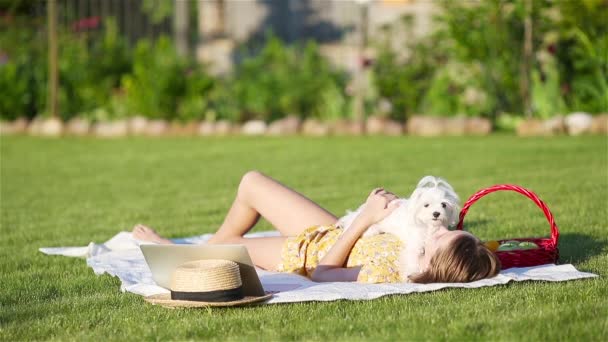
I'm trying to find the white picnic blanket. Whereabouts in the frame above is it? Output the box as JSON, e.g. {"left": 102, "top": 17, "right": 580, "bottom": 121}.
{"left": 39, "top": 231, "right": 598, "bottom": 304}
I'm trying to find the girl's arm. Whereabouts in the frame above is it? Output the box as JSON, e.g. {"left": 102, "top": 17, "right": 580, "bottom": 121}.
{"left": 311, "top": 189, "right": 399, "bottom": 282}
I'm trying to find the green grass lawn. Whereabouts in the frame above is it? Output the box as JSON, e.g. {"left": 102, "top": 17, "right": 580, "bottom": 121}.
{"left": 1, "top": 135, "right": 607, "bottom": 340}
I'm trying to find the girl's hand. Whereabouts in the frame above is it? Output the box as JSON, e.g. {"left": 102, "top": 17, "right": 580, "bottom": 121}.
{"left": 312, "top": 187, "right": 400, "bottom": 282}
{"left": 358, "top": 188, "right": 400, "bottom": 225}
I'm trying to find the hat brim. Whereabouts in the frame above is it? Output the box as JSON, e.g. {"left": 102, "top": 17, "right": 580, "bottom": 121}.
{"left": 144, "top": 293, "right": 273, "bottom": 308}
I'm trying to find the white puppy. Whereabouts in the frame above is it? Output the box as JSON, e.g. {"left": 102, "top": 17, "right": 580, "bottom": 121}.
{"left": 336, "top": 176, "right": 460, "bottom": 280}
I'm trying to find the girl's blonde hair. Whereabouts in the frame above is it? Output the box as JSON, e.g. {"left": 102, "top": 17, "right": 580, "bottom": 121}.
{"left": 409, "top": 234, "right": 501, "bottom": 283}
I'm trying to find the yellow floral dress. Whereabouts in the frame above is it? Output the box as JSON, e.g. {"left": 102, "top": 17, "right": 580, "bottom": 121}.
{"left": 277, "top": 225, "right": 403, "bottom": 283}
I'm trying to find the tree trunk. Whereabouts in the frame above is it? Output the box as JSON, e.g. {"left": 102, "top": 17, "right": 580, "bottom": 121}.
{"left": 354, "top": 2, "right": 369, "bottom": 124}
{"left": 520, "top": 0, "right": 533, "bottom": 118}
{"left": 47, "top": 0, "right": 59, "bottom": 118}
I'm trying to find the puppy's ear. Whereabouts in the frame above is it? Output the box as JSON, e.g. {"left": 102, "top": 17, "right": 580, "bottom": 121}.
{"left": 435, "top": 177, "right": 456, "bottom": 193}
{"left": 416, "top": 176, "right": 457, "bottom": 195}
{"left": 448, "top": 203, "right": 461, "bottom": 227}
{"left": 446, "top": 189, "right": 460, "bottom": 205}
{"left": 410, "top": 177, "right": 436, "bottom": 206}
{"left": 416, "top": 176, "right": 438, "bottom": 189}
{"left": 445, "top": 193, "right": 461, "bottom": 227}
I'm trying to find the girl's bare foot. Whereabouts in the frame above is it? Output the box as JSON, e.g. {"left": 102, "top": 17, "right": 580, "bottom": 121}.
{"left": 132, "top": 224, "right": 173, "bottom": 244}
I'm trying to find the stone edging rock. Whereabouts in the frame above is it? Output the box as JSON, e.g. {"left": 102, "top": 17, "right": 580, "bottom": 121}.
{"left": 517, "top": 113, "right": 607, "bottom": 136}
{"left": 1, "top": 113, "right": 606, "bottom": 137}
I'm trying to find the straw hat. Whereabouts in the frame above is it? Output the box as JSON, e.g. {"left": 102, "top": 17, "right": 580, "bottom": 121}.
{"left": 145, "top": 259, "right": 272, "bottom": 308}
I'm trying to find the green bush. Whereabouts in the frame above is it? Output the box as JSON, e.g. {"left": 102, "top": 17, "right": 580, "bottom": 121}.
{"left": 3, "top": 1, "right": 604, "bottom": 124}
{"left": 531, "top": 51, "right": 567, "bottom": 119}
{"left": 552, "top": 0, "right": 608, "bottom": 113}
{"left": 0, "top": 17, "right": 131, "bottom": 121}
{"left": 120, "top": 37, "right": 183, "bottom": 120}
{"left": 421, "top": 61, "right": 496, "bottom": 117}
{"left": 120, "top": 36, "right": 215, "bottom": 121}
{"left": 425, "top": 0, "right": 526, "bottom": 118}
{"left": 372, "top": 15, "right": 439, "bottom": 121}
{"left": 58, "top": 18, "right": 132, "bottom": 121}
{"left": 1, "top": 16, "right": 215, "bottom": 123}
{"left": 229, "top": 35, "right": 350, "bottom": 122}
{"left": 77, "top": 18, "right": 131, "bottom": 120}
{"left": 177, "top": 67, "right": 216, "bottom": 122}
{"left": 376, "top": 0, "right": 607, "bottom": 120}
{"left": 0, "top": 17, "right": 46, "bottom": 120}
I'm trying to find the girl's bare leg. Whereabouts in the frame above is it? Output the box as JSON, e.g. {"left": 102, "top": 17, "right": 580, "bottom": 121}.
{"left": 133, "top": 225, "right": 287, "bottom": 270}
{"left": 133, "top": 171, "right": 338, "bottom": 270}
{"left": 209, "top": 170, "right": 337, "bottom": 242}
{"left": 206, "top": 171, "right": 337, "bottom": 269}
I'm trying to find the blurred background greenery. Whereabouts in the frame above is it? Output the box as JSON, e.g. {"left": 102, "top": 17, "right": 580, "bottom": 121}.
{"left": 0, "top": 0, "right": 606, "bottom": 130}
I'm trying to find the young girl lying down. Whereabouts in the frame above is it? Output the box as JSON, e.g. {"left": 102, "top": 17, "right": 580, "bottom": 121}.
{"left": 133, "top": 171, "right": 500, "bottom": 283}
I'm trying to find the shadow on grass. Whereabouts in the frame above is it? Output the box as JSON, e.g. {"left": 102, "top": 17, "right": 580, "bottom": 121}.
{"left": 458, "top": 219, "right": 490, "bottom": 230}
{"left": 558, "top": 233, "right": 607, "bottom": 264}
{"left": 458, "top": 223, "right": 605, "bottom": 265}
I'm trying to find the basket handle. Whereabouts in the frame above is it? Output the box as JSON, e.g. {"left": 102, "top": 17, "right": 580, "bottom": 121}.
{"left": 456, "top": 184, "right": 559, "bottom": 247}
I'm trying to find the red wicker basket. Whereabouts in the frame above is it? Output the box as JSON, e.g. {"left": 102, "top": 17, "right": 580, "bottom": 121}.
{"left": 456, "top": 184, "right": 560, "bottom": 269}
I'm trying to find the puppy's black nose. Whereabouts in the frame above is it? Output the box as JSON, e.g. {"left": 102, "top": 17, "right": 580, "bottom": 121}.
{"left": 433, "top": 211, "right": 440, "bottom": 218}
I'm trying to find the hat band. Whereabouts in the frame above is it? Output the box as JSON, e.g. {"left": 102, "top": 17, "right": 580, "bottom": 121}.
{"left": 170, "top": 286, "right": 244, "bottom": 302}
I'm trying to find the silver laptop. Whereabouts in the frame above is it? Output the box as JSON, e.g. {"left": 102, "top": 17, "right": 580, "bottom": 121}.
{"left": 140, "top": 244, "right": 266, "bottom": 296}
